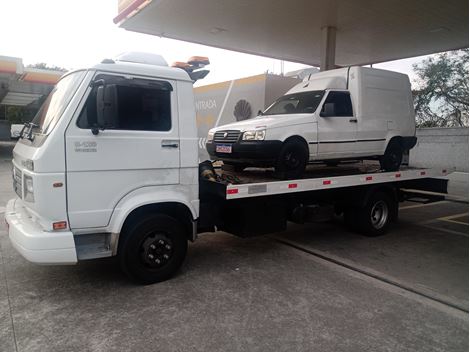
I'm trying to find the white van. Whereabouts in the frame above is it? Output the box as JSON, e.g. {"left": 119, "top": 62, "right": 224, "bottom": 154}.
{"left": 207, "top": 67, "right": 417, "bottom": 178}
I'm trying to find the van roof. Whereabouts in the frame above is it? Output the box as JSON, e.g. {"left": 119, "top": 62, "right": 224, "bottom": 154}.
{"left": 287, "top": 66, "right": 409, "bottom": 94}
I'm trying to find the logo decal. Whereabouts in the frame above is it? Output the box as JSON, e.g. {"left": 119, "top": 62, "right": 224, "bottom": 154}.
{"left": 74, "top": 141, "right": 97, "bottom": 153}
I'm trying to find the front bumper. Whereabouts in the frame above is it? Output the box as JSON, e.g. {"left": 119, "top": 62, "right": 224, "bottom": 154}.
{"left": 4, "top": 198, "right": 77, "bottom": 264}
{"left": 206, "top": 140, "right": 283, "bottom": 166}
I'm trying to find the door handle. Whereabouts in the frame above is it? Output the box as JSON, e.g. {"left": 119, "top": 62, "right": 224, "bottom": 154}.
{"left": 162, "top": 141, "right": 179, "bottom": 148}
{"left": 349, "top": 119, "right": 358, "bottom": 123}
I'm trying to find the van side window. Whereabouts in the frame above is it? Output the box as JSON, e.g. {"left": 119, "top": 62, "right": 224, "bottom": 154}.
{"left": 321, "top": 91, "right": 353, "bottom": 117}
{"left": 77, "top": 76, "right": 172, "bottom": 132}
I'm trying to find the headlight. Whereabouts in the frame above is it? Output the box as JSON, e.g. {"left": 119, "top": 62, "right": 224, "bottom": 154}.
{"left": 243, "top": 129, "right": 266, "bottom": 141}
{"left": 23, "top": 174, "right": 34, "bottom": 202}
{"left": 207, "top": 131, "right": 215, "bottom": 142}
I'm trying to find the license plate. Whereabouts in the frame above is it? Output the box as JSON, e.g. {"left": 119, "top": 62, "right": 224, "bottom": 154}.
{"left": 216, "top": 144, "right": 232, "bottom": 153}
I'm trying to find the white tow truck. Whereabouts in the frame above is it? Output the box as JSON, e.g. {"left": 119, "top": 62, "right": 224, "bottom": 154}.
{"left": 5, "top": 53, "right": 449, "bottom": 284}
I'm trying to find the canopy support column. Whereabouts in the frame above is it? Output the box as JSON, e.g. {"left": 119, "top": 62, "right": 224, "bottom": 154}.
{"left": 320, "top": 26, "right": 336, "bottom": 71}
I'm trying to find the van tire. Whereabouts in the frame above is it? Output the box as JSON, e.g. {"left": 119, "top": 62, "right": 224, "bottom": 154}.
{"left": 275, "top": 140, "right": 308, "bottom": 179}
{"left": 118, "top": 214, "right": 188, "bottom": 284}
{"left": 380, "top": 140, "right": 403, "bottom": 171}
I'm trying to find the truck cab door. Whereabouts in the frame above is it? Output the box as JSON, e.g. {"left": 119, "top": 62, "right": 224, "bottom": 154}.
{"left": 317, "top": 91, "right": 357, "bottom": 159}
{"left": 65, "top": 73, "right": 180, "bottom": 229}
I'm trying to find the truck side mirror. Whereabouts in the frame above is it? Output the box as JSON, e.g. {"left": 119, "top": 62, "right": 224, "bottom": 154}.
{"left": 96, "top": 84, "right": 118, "bottom": 133}
{"left": 320, "top": 103, "right": 335, "bottom": 117}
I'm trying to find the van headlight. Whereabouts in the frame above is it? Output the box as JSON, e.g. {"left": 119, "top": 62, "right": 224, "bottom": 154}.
{"left": 207, "top": 131, "right": 215, "bottom": 142}
{"left": 243, "top": 129, "right": 266, "bottom": 141}
{"left": 23, "top": 175, "right": 34, "bottom": 202}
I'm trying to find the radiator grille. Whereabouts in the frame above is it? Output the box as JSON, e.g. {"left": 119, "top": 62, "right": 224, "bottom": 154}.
{"left": 13, "top": 166, "right": 22, "bottom": 198}
{"left": 213, "top": 130, "right": 242, "bottom": 143}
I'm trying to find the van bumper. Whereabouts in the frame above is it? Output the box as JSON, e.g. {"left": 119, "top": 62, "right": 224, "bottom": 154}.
{"left": 206, "top": 140, "right": 283, "bottom": 165}
{"left": 4, "top": 198, "right": 77, "bottom": 264}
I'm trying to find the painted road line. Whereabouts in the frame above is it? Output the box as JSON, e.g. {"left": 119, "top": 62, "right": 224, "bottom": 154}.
{"left": 399, "top": 200, "right": 449, "bottom": 210}
{"left": 437, "top": 212, "right": 469, "bottom": 225}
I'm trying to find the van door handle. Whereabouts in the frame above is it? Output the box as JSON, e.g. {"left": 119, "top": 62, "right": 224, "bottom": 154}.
{"left": 349, "top": 118, "right": 358, "bottom": 123}
{"left": 162, "top": 141, "right": 179, "bottom": 148}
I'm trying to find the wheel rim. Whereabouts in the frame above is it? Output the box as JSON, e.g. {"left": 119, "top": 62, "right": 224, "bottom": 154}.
{"left": 370, "top": 200, "right": 388, "bottom": 229}
{"left": 140, "top": 232, "right": 173, "bottom": 268}
{"left": 284, "top": 150, "right": 300, "bottom": 170}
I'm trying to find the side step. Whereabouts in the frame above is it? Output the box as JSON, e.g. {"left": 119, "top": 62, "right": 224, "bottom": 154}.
{"left": 74, "top": 233, "right": 116, "bottom": 260}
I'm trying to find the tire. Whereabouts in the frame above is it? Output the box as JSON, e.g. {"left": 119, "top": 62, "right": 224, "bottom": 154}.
{"left": 118, "top": 214, "right": 188, "bottom": 284}
{"left": 380, "top": 140, "right": 403, "bottom": 171}
{"left": 275, "top": 140, "right": 308, "bottom": 179}
{"left": 355, "top": 191, "right": 394, "bottom": 236}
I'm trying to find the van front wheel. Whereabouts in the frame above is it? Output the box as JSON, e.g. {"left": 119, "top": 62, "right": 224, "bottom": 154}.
{"left": 275, "top": 140, "right": 308, "bottom": 179}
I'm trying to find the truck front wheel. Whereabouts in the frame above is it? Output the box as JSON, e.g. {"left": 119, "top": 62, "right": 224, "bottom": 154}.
{"left": 118, "top": 214, "right": 188, "bottom": 284}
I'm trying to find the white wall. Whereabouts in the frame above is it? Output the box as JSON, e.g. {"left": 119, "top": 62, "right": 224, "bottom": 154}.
{"left": 409, "top": 127, "right": 469, "bottom": 172}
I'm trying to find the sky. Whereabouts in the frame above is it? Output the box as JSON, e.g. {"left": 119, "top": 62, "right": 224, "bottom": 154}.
{"left": 0, "top": 0, "right": 432, "bottom": 87}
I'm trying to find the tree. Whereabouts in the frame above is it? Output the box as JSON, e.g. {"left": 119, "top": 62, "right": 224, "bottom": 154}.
{"left": 412, "top": 49, "right": 468, "bottom": 128}
{"left": 27, "top": 62, "right": 67, "bottom": 72}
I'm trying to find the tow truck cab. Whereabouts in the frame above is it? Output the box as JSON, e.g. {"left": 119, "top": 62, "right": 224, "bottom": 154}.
{"left": 6, "top": 53, "right": 201, "bottom": 267}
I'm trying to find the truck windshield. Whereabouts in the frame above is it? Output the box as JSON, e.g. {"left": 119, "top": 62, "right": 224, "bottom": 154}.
{"left": 263, "top": 90, "right": 325, "bottom": 116}
{"left": 26, "top": 70, "right": 86, "bottom": 137}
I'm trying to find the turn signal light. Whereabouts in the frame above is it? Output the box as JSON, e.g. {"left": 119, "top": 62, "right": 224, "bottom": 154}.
{"left": 53, "top": 221, "right": 67, "bottom": 230}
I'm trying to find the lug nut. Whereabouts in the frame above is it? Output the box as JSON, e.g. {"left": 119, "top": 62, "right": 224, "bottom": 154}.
{"left": 165, "top": 245, "right": 171, "bottom": 250}
{"left": 150, "top": 244, "right": 156, "bottom": 250}
{"left": 158, "top": 240, "right": 164, "bottom": 245}
{"left": 163, "top": 254, "right": 169, "bottom": 259}
{"left": 155, "top": 259, "right": 161, "bottom": 264}
{"left": 148, "top": 254, "right": 154, "bottom": 259}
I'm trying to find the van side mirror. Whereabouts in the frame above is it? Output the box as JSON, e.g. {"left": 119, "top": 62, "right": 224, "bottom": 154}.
{"left": 320, "top": 103, "right": 335, "bottom": 117}
{"left": 95, "top": 84, "right": 118, "bottom": 134}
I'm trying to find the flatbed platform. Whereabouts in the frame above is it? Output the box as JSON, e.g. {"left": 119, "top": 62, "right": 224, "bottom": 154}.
{"left": 201, "top": 161, "right": 451, "bottom": 200}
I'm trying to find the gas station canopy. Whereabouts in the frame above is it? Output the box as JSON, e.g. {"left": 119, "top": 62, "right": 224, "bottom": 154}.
{"left": 115, "top": 0, "right": 468, "bottom": 67}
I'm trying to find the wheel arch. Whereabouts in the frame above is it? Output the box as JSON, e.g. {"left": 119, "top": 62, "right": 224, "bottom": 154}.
{"left": 385, "top": 135, "right": 403, "bottom": 150}
{"left": 120, "top": 202, "right": 195, "bottom": 243}
{"left": 283, "top": 135, "right": 309, "bottom": 149}
{"left": 108, "top": 187, "right": 198, "bottom": 242}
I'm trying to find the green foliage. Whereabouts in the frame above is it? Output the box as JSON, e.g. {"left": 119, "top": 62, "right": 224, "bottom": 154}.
{"left": 27, "top": 63, "right": 67, "bottom": 72}
{"left": 413, "top": 49, "right": 468, "bottom": 127}
{"left": 5, "top": 106, "right": 34, "bottom": 124}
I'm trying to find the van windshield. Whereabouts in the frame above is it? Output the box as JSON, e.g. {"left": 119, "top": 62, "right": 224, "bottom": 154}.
{"left": 26, "top": 70, "right": 86, "bottom": 137}
{"left": 263, "top": 90, "right": 325, "bottom": 116}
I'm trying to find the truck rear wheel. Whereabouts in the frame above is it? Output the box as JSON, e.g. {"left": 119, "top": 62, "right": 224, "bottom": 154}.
{"left": 359, "top": 191, "right": 393, "bottom": 236}
{"left": 118, "top": 214, "right": 188, "bottom": 284}
{"left": 345, "top": 191, "right": 394, "bottom": 236}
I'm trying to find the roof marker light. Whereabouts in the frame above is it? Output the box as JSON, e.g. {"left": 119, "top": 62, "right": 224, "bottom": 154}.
{"left": 366, "top": 176, "right": 373, "bottom": 181}
{"left": 288, "top": 183, "right": 298, "bottom": 189}
{"left": 227, "top": 189, "right": 238, "bottom": 195}
{"left": 395, "top": 173, "right": 401, "bottom": 178}
{"left": 323, "top": 180, "right": 331, "bottom": 185}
